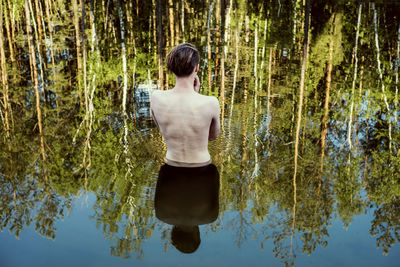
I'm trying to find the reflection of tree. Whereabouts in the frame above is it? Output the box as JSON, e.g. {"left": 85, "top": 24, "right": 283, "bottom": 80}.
{"left": 34, "top": 192, "right": 72, "bottom": 240}
{"left": 334, "top": 153, "right": 366, "bottom": 228}
{"left": 367, "top": 151, "right": 400, "bottom": 254}
{"left": 0, "top": 174, "right": 72, "bottom": 240}
{"left": 0, "top": 0, "right": 399, "bottom": 264}
{"left": 0, "top": 115, "right": 73, "bottom": 241}
{"left": 370, "top": 199, "right": 400, "bottom": 255}
{"left": 88, "top": 125, "right": 163, "bottom": 258}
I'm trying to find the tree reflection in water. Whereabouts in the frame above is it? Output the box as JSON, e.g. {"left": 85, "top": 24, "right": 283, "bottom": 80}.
{"left": 0, "top": 0, "right": 399, "bottom": 265}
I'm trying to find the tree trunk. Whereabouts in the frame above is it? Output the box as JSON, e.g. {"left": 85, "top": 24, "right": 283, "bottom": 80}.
{"left": 265, "top": 47, "right": 273, "bottom": 143}
{"left": 181, "top": 0, "right": 185, "bottom": 42}
{"left": 251, "top": 18, "right": 259, "bottom": 177}
{"left": 44, "top": 0, "right": 57, "bottom": 89}
{"left": 24, "top": 0, "right": 46, "bottom": 171}
{"left": 321, "top": 15, "right": 335, "bottom": 159}
{"left": 4, "top": 0, "right": 15, "bottom": 63}
{"left": 292, "top": 0, "right": 310, "bottom": 255}
{"left": 81, "top": 0, "right": 101, "bottom": 187}
{"left": 7, "top": 0, "right": 17, "bottom": 63}
{"left": 228, "top": 15, "right": 241, "bottom": 140}
{"left": 29, "top": 0, "right": 46, "bottom": 104}
{"left": 245, "top": 15, "right": 250, "bottom": 43}
{"left": 157, "top": 0, "right": 164, "bottom": 89}
{"left": 214, "top": 0, "right": 221, "bottom": 83}
{"left": 81, "top": 0, "right": 88, "bottom": 128}
{"left": 73, "top": 0, "right": 82, "bottom": 102}
{"left": 0, "top": 1, "right": 11, "bottom": 140}
{"left": 254, "top": 20, "right": 258, "bottom": 94}
{"left": 34, "top": 0, "right": 44, "bottom": 57}
{"left": 118, "top": 0, "right": 128, "bottom": 114}
{"left": 259, "top": 18, "right": 267, "bottom": 87}
{"left": 355, "top": 56, "right": 364, "bottom": 151}
{"left": 206, "top": 0, "right": 214, "bottom": 92}
{"left": 347, "top": 4, "right": 362, "bottom": 150}
{"left": 224, "top": 0, "right": 233, "bottom": 56}
{"left": 220, "top": 0, "right": 232, "bottom": 128}
{"left": 395, "top": 23, "right": 400, "bottom": 125}
{"left": 373, "top": 3, "right": 392, "bottom": 152}
{"left": 292, "top": 0, "right": 299, "bottom": 49}
{"left": 318, "top": 17, "right": 335, "bottom": 211}
{"left": 168, "top": 0, "right": 175, "bottom": 47}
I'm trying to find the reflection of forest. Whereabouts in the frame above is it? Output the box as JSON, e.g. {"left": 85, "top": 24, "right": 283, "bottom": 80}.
{"left": 0, "top": 0, "right": 399, "bottom": 264}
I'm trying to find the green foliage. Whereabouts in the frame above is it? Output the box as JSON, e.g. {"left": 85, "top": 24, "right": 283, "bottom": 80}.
{"left": 1, "top": 0, "right": 400, "bottom": 264}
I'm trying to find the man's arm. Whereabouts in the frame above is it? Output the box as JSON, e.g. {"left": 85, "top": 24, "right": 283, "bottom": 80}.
{"left": 208, "top": 98, "right": 220, "bottom": 141}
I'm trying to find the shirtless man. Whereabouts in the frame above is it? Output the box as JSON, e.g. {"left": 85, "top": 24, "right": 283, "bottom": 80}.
{"left": 150, "top": 43, "right": 220, "bottom": 167}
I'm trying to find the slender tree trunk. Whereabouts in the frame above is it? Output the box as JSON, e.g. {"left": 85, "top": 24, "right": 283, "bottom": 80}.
{"left": 214, "top": 0, "right": 221, "bottom": 82}
{"left": 34, "top": 0, "right": 44, "bottom": 56}
{"left": 224, "top": 0, "right": 233, "bottom": 56}
{"left": 168, "top": 0, "right": 175, "bottom": 47}
{"left": 7, "top": 0, "right": 17, "bottom": 58}
{"left": 251, "top": 16, "right": 260, "bottom": 179}
{"left": 118, "top": 0, "right": 128, "bottom": 114}
{"left": 220, "top": 0, "right": 232, "bottom": 129}
{"left": 254, "top": 20, "right": 258, "bottom": 94}
{"left": 265, "top": 47, "right": 273, "bottom": 143}
{"left": 395, "top": 23, "right": 400, "bottom": 125}
{"left": 291, "top": 0, "right": 310, "bottom": 256}
{"left": 181, "top": 0, "right": 185, "bottom": 42}
{"left": 347, "top": 4, "right": 362, "bottom": 150}
{"left": 228, "top": 17, "right": 241, "bottom": 143}
{"left": 73, "top": 0, "right": 82, "bottom": 102}
{"left": 101, "top": 0, "right": 106, "bottom": 31}
{"left": 152, "top": 0, "right": 157, "bottom": 65}
{"left": 243, "top": 13, "right": 250, "bottom": 102}
{"left": 293, "top": 0, "right": 298, "bottom": 49}
{"left": 355, "top": 56, "right": 364, "bottom": 151}
{"left": 259, "top": 18, "right": 267, "bottom": 87}
{"left": 44, "top": 0, "right": 57, "bottom": 89}
{"left": 206, "top": 0, "right": 214, "bottom": 92}
{"left": 318, "top": 19, "right": 334, "bottom": 213}
{"left": 4, "top": 0, "right": 15, "bottom": 63}
{"left": 157, "top": 0, "right": 164, "bottom": 89}
{"left": 321, "top": 16, "right": 335, "bottom": 159}
{"left": 220, "top": 50, "right": 225, "bottom": 125}
{"left": 373, "top": 3, "right": 392, "bottom": 152}
{"left": 24, "top": 0, "right": 46, "bottom": 173}
{"left": 81, "top": 0, "right": 88, "bottom": 128}
{"left": 0, "top": 2, "right": 11, "bottom": 140}
{"left": 29, "top": 0, "right": 46, "bottom": 104}
{"left": 245, "top": 15, "right": 250, "bottom": 43}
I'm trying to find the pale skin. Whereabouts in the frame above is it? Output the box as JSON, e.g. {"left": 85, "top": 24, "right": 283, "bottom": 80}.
{"left": 150, "top": 64, "right": 220, "bottom": 164}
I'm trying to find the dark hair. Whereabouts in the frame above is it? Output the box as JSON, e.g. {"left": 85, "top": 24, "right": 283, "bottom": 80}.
{"left": 166, "top": 43, "right": 200, "bottom": 77}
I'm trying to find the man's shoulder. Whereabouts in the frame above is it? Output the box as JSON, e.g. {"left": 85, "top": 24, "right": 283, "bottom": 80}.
{"left": 151, "top": 90, "right": 165, "bottom": 97}
{"left": 196, "top": 95, "right": 219, "bottom": 112}
{"left": 197, "top": 94, "right": 219, "bottom": 103}
{"left": 150, "top": 90, "right": 168, "bottom": 102}
{"left": 205, "top": 95, "right": 220, "bottom": 108}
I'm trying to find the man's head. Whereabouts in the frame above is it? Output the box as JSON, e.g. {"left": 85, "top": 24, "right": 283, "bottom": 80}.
{"left": 171, "top": 225, "right": 201, "bottom": 253}
{"left": 166, "top": 43, "right": 200, "bottom": 77}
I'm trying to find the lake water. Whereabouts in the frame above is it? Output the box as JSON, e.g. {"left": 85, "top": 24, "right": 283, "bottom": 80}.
{"left": 1, "top": 1, "right": 400, "bottom": 266}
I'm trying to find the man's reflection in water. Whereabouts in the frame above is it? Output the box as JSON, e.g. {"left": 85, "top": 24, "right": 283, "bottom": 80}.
{"left": 154, "top": 164, "right": 220, "bottom": 254}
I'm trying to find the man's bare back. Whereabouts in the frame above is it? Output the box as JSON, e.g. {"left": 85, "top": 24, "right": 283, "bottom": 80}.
{"left": 150, "top": 43, "right": 220, "bottom": 166}
{"left": 150, "top": 88, "right": 220, "bottom": 165}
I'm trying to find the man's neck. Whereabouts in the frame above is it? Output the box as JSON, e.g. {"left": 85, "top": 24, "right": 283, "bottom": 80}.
{"left": 173, "top": 75, "right": 195, "bottom": 93}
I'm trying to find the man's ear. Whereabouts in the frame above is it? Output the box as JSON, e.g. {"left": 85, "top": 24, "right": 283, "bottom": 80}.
{"left": 195, "top": 64, "right": 199, "bottom": 73}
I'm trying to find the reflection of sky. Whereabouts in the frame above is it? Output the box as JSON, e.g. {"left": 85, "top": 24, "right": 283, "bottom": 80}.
{"left": 1, "top": 193, "right": 399, "bottom": 266}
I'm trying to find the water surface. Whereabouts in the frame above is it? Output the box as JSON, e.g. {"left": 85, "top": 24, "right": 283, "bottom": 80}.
{"left": 1, "top": 1, "right": 400, "bottom": 266}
